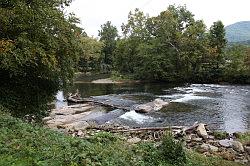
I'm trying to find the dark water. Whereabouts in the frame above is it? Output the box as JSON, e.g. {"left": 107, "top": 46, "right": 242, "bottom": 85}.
{"left": 56, "top": 76, "right": 250, "bottom": 133}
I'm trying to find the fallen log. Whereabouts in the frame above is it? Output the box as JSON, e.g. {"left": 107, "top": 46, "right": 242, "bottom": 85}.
{"left": 89, "top": 126, "right": 185, "bottom": 132}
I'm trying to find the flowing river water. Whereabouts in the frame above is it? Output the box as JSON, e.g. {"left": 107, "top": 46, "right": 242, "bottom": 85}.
{"left": 56, "top": 75, "right": 250, "bottom": 133}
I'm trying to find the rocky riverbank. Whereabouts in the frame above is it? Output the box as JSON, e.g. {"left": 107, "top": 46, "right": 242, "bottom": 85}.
{"left": 43, "top": 103, "right": 250, "bottom": 165}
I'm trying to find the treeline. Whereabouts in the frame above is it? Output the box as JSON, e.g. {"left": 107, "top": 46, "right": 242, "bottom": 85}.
{"left": 87, "top": 6, "right": 250, "bottom": 84}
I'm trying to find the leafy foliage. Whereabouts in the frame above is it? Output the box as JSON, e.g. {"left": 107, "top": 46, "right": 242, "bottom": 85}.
{"left": 161, "top": 133, "right": 187, "bottom": 165}
{"left": 0, "top": 0, "right": 83, "bottom": 116}
{"left": 78, "top": 36, "right": 103, "bottom": 72}
{"left": 98, "top": 21, "right": 118, "bottom": 72}
{"left": 223, "top": 45, "right": 250, "bottom": 83}
{"left": 113, "top": 5, "right": 250, "bottom": 84}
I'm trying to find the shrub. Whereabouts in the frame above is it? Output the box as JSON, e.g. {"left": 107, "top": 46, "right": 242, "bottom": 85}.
{"left": 161, "top": 133, "right": 187, "bottom": 165}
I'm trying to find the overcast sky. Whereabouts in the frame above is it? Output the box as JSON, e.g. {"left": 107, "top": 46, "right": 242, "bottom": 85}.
{"left": 67, "top": 0, "right": 250, "bottom": 37}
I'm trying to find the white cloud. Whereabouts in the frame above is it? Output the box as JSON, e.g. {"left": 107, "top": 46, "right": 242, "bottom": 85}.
{"left": 67, "top": 0, "right": 250, "bottom": 37}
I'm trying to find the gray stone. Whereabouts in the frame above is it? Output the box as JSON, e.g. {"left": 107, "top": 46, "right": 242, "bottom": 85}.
{"left": 77, "top": 130, "right": 84, "bottom": 136}
{"left": 196, "top": 123, "right": 208, "bottom": 139}
{"left": 219, "top": 139, "right": 232, "bottom": 148}
{"left": 127, "top": 137, "right": 141, "bottom": 144}
{"left": 199, "top": 143, "right": 219, "bottom": 152}
{"left": 244, "top": 146, "right": 250, "bottom": 154}
{"left": 192, "top": 137, "right": 203, "bottom": 142}
{"left": 135, "top": 98, "right": 168, "bottom": 113}
{"left": 42, "top": 117, "right": 52, "bottom": 122}
{"left": 231, "top": 141, "right": 244, "bottom": 153}
{"left": 64, "top": 121, "right": 90, "bottom": 131}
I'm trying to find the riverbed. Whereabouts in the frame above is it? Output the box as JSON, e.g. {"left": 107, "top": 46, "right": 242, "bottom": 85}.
{"left": 56, "top": 76, "right": 250, "bottom": 133}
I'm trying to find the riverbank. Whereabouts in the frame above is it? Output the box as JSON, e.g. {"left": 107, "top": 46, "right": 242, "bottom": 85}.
{"left": 42, "top": 103, "right": 250, "bottom": 165}
{"left": 0, "top": 108, "right": 247, "bottom": 166}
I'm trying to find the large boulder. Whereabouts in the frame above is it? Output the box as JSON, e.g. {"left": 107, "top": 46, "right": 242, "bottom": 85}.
{"left": 196, "top": 123, "right": 208, "bottom": 139}
{"left": 219, "top": 139, "right": 232, "bottom": 148}
{"left": 231, "top": 141, "right": 244, "bottom": 153}
{"left": 60, "top": 121, "right": 91, "bottom": 131}
{"left": 135, "top": 98, "right": 168, "bottom": 113}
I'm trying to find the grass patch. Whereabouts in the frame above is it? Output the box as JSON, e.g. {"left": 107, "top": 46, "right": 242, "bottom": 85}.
{"left": 0, "top": 107, "right": 245, "bottom": 166}
{"left": 235, "top": 132, "right": 250, "bottom": 145}
{"left": 212, "top": 131, "right": 229, "bottom": 140}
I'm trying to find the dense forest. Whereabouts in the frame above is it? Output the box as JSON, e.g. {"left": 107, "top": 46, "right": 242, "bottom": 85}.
{"left": 0, "top": 0, "right": 250, "bottom": 116}
{"left": 92, "top": 7, "right": 250, "bottom": 84}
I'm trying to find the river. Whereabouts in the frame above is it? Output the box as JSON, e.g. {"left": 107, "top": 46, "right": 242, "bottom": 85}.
{"left": 56, "top": 75, "right": 250, "bottom": 133}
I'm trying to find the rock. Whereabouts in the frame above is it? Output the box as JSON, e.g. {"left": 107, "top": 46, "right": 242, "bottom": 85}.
{"left": 207, "top": 140, "right": 220, "bottom": 147}
{"left": 192, "top": 137, "right": 203, "bottom": 142}
{"left": 153, "top": 98, "right": 169, "bottom": 110}
{"left": 64, "top": 121, "right": 91, "bottom": 131}
{"left": 220, "top": 151, "right": 236, "bottom": 161}
{"left": 196, "top": 123, "right": 208, "bottom": 139}
{"left": 207, "top": 135, "right": 215, "bottom": 140}
{"left": 199, "top": 143, "right": 219, "bottom": 153}
{"left": 135, "top": 105, "right": 152, "bottom": 113}
{"left": 46, "top": 111, "right": 93, "bottom": 127}
{"left": 135, "top": 98, "right": 168, "bottom": 113}
{"left": 219, "top": 139, "right": 232, "bottom": 148}
{"left": 231, "top": 141, "right": 244, "bottom": 153}
{"left": 244, "top": 146, "right": 250, "bottom": 154}
{"left": 127, "top": 137, "right": 141, "bottom": 144}
{"left": 227, "top": 148, "right": 237, "bottom": 154}
{"left": 77, "top": 130, "right": 84, "bottom": 136}
{"left": 51, "top": 106, "right": 93, "bottom": 116}
{"left": 42, "top": 117, "right": 52, "bottom": 122}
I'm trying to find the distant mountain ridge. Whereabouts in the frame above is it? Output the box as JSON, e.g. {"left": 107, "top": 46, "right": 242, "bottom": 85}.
{"left": 225, "top": 21, "right": 250, "bottom": 43}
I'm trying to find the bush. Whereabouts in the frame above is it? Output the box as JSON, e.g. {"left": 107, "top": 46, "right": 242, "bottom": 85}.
{"left": 161, "top": 133, "right": 187, "bottom": 165}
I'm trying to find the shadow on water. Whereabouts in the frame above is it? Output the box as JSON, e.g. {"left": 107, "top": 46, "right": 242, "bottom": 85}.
{"left": 56, "top": 75, "right": 250, "bottom": 133}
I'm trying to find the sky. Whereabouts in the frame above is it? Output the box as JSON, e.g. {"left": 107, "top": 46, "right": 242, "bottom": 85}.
{"left": 67, "top": 0, "right": 250, "bottom": 37}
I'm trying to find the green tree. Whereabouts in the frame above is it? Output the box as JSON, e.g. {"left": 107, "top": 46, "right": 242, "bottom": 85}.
{"left": 114, "top": 9, "right": 149, "bottom": 75}
{"left": 98, "top": 21, "right": 118, "bottom": 72}
{"left": 207, "top": 21, "right": 227, "bottom": 81}
{"left": 78, "top": 36, "right": 103, "bottom": 72}
{"left": 0, "top": 0, "right": 83, "bottom": 117}
{"left": 223, "top": 45, "right": 250, "bottom": 83}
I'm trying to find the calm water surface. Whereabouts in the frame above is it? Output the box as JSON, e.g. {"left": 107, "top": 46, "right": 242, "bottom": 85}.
{"left": 56, "top": 76, "right": 250, "bottom": 133}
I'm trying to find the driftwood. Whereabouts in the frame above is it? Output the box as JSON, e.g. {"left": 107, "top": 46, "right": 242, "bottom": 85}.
{"left": 89, "top": 122, "right": 202, "bottom": 138}
{"left": 89, "top": 126, "right": 185, "bottom": 133}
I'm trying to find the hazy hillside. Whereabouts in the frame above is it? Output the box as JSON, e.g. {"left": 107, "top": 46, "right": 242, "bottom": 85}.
{"left": 225, "top": 21, "right": 250, "bottom": 43}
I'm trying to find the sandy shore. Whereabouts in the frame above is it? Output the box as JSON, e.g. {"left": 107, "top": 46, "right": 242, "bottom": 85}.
{"left": 91, "top": 78, "right": 122, "bottom": 84}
